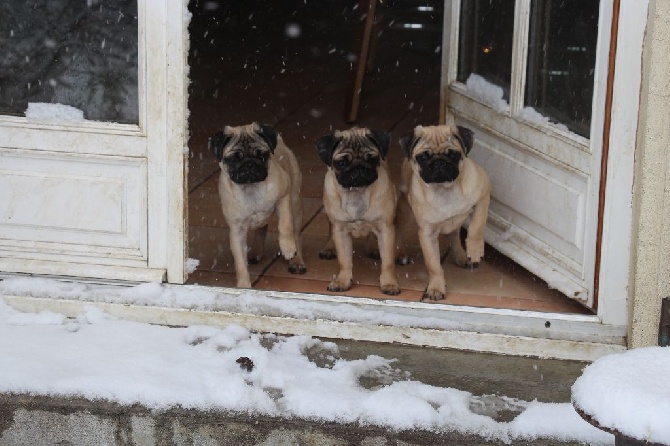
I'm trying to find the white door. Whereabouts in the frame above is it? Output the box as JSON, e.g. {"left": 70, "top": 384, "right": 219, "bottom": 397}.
{"left": 441, "top": 0, "right": 618, "bottom": 308}
{"left": 0, "top": 0, "right": 187, "bottom": 283}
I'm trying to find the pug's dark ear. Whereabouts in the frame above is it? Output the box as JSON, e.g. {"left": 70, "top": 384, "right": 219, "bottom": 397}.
{"left": 366, "top": 129, "right": 391, "bottom": 160}
{"left": 209, "top": 130, "right": 231, "bottom": 162}
{"left": 399, "top": 132, "right": 418, "bottom": 159}
{"left": 315, "top": 134, "right": 339, "bottom": 166}
{"left": 456, "top": 126, "right": 474, "bottom": 156}
{"left": 257, "top": 123, "right": 278, "bottom": 153}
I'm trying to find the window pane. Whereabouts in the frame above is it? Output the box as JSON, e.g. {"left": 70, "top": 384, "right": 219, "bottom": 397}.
{"left": 457, "top": 0, "right": 515, "bottom": 101}
{"left": 0, "top": 0, "right": 138, "bottom": 124}
{"left": 525, "top": 0, "right": 600, "bottom": 137}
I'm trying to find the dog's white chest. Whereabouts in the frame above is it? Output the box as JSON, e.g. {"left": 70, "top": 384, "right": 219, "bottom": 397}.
{"left": 219, "top": 177, "right": 278, "bottom": 228}
{"left": 437, "top": 188, "right": 472, "bottom": 214}
{"left": 341, "top": 191, "right": 370, "bottom": 221}
{"left": 414, "top": 182, "right": 473, "bottom": 224}
{"left": 242, "top": 186, "right": 277, "bottom": 222}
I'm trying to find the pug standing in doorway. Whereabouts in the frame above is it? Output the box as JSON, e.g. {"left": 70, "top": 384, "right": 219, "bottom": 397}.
{"left": 400, "top": 117, "right": 491, "bottom": 301}
{"left": 316, "top": 127, "right": 401, "bottom": 295}
{"left": 209, "top": 122, "right": 306, "bottom": 289}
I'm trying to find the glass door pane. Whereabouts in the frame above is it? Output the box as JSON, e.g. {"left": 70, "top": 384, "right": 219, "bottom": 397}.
{"left": 525, "top": 0, "right": 600, "bottom": 137}
{"left": 457, "top": 0, "right": 515, "bottom": 101}
{"left": 0, "top": 0, "right": 138, "bottom": 124}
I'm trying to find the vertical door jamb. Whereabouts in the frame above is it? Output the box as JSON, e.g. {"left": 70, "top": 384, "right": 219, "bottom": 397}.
{"left": 596, "top": 0, "right": 649, "bottom": 326}
{"left": 165, "top": 0, "right": 189, "bottom": 284}
{"left": 145, "top": 0, "right": 188, "bottom": 283}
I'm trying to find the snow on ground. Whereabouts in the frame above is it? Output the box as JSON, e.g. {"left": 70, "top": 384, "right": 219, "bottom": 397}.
{"left": 0, "top": 279, "right": 615, "bottom": 445}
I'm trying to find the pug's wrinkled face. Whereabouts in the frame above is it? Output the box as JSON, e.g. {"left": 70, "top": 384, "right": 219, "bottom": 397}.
{"left": 209, "top": 122, "right": 278, "bottom": 185}
{"left": 401, "top": 124, "right": 474, "bottom": 185}
{"left": 316, "top": 127, "right": 390, "bottom": 189}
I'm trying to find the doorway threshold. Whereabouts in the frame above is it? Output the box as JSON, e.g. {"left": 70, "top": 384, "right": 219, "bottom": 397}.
{"left": 0, "top": 276, "right": 626, "bottom": 361}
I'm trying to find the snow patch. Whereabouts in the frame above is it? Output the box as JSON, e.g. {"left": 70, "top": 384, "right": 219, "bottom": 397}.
{"left": 25, "top": 102, "right": 85, "bottom": 124}
{"left": 572, "top": 346, "right": 670, "bottom": 445}
{"left": 0, "top": 299, "right": 613, "bottom": 444}
{"left": 465, "top": 74, "right": 508, "bottom": 113}
{"left": 518, "top": 106, "right": 570, "bottom": 132}
{"left": 185, "top": 258, "right": 200, "bottom": 274}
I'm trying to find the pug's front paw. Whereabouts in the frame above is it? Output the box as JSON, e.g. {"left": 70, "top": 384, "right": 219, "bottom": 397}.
{"left": 278, "top": 236, "right": 296, "bottom": 260}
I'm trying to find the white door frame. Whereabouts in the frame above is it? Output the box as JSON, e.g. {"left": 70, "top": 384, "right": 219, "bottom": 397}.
{"left": 595, "top": 0, "right": 648, "bottom": 326}
{"left": 146, "top": 0, "right": 189, "bottom": 284}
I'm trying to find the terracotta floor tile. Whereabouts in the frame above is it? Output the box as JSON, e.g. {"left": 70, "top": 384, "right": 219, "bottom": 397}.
{"left": 187, "top": 270, "right": 240, "bottom": 289}
{"left": 299, "top": 163, "right": 329, "bottom": 199}
{"left": 299, "top": 198, "right": 324, "bottom": 229}
{"left": 302, "top": 210, "right": 330, "bottom": 238}
{"left": 188, "top": 130, "right": 220, "bottom": 192}
{"left": 188, "top": 226, "right": 277, "bottom": 277}
{"left": 188, "top": 175, "right": 225, "bottom": 228}
{"left": 444, "top": 292, "right": 591, "bottom": 313}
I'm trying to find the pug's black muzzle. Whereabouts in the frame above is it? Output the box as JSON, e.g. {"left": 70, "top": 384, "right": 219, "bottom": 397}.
{"left": 227, "top": 158, "right": 268, "bottom": 184}
{"left": 336, "top": 164, "right": 378, "bottom": 188}
{"left": 419, "top": 157, "right": 459, "bottom": 184}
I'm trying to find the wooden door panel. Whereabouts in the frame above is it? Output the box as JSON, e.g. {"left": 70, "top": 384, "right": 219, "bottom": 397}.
{"left": 0, "top": 149, "right": 147, "bottom": 266}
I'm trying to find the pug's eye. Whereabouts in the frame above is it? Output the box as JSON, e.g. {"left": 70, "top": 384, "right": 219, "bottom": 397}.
{"left": 447, "top": 150, "right": 462, "bottom": 163}
{"left": 415, "top": 152, "right": 430, "bottom": 163}
{"left": 254, "top": 150, "right": 269, "bottom": 161}
{"left": 333, "top": 158, "right": 348, "bottom": 169}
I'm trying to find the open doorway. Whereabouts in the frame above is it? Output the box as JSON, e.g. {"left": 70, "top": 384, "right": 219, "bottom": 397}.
{"left": 185, "top": 0, "right": 592, "bottom": 315}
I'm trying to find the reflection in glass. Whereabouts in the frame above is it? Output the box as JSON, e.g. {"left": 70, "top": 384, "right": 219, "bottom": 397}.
{"left": 457, "top": 0, "right": 515, "bottom": 101}
{"left": 0, "top": 0, "right": 138, "bottom": 124}
{"left": 525, "top": 0, "right": 600, "bottom": 137}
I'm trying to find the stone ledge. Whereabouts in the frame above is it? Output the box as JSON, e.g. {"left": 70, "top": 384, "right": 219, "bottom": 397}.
{"left": 1, "top": 394, "right": 584, "bottom": 446}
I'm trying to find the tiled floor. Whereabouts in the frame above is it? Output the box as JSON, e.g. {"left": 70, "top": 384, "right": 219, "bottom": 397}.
{"left": 185, "top": 0, "right": 593, "bottom": 315}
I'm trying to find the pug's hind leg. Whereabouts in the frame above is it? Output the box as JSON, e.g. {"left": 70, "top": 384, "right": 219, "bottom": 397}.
{"left": 288, "top": 241, "right": 307, "bottom": 274}
{"left": 393, "top": 193, "right": 412, "bottom": 265}
{"left": 319, "top": 220, "right": 337, "bottom": 260}
{"left": 247, "top": 225, "right": 267, "bottom": 264}
{"left": 288, "top": 198, "right": 307, "bottom": 274}
{"left": 366, "top": 233, "right": 380, "bottom": 260}
{"left": 448, "top": 229, "right": 469, "bottom": 268}
{"left": 393, "top": 228, "right": 410, "bottom": 266}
